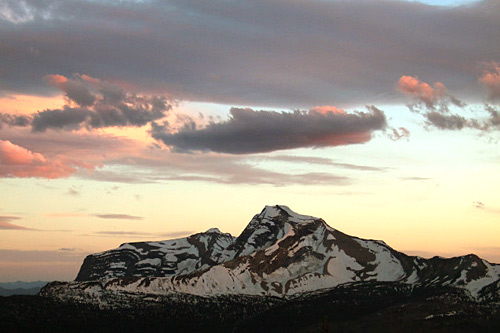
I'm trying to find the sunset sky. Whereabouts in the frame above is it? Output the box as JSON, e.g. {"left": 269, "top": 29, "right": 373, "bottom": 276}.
{"left": 1, "top": 0, "right": 500, "bottom": 282}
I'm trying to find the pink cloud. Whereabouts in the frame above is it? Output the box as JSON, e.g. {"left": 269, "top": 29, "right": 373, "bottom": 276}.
{"left": 310, "top": 105, "right": 346, "bottom": 115}
{"left": 479, "top": 63, "right": 500, "bottom": 100}
{"left": 44, "top": 74, "right": 68, "bottom": 86}
{"left": 0, "top": 140, "right": 82, "bottom": 179}
{"left": 397, "top": 75, "right": 448, "bottom": 109}
{"left": 0, "top": 216, "right": 30, "bottom": 230}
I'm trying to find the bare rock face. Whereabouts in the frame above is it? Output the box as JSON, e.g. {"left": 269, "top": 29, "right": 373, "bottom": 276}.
{"left": 45, "top": 205, "right": 500, "bottom": 302}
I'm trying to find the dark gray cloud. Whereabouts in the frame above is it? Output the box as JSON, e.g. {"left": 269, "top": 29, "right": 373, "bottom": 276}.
{"left": 484, "top": 105, "right": 500, "bottom": 129}
{"left": 423, "top": 106, "right": 500, "bottom": 131}
{"left": 152, "top": 107, "right": 387, "bottom": 154}
{"left": 0, "top": 113, "right": 31, "bottom": 128}
{"left": 30, "top": 74, "right": 171, "bottom": 132}
{"left": 1, "top": 0, "right": 499, "bottom": 107}
{"left": 94, "top": 214, "right": 144, "bottom": 221}
{"left": 424, "top": 112, "right": 471, "bottom": 130}
{"left": 1, "top": 74, "right": 172, "bottom": 132}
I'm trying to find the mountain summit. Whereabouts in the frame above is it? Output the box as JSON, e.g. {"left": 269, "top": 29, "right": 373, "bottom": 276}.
{"left": 43, "top": 205, "right": 500, "bottom": 302}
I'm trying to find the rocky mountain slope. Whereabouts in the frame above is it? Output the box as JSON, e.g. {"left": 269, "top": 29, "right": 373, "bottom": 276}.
{"left": 42, "top": 205, "right": 500, "bottom": 303}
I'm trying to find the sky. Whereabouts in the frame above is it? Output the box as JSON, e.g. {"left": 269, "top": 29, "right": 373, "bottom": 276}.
{"left": 1, "top": 0, "right": 500, "bottom": 282}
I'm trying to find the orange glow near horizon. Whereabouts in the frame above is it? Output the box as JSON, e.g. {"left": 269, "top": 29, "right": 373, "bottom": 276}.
{"left": 0, "top": 94, "right": 65, "bottom": 115}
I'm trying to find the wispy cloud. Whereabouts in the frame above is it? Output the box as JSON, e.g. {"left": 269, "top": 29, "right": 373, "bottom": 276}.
{"left": 401, "top": 177, "right": 433, "bottom": 181}
{"left": 0, "top": 248, "right": 87, "bottom": 262}
{"left": 44, "top": 213, "right": 86, "bottom": 218}
{"left": 0, "top": 216, "right": 30, "bottom": 230}
{"left": 58, "top": 247, "right": 80, "bottom": 252}
{"left": 256, "top": 155, "right": 388, "bottom": 172}
{"left": 94, "top": 214, "right": 144, "bottom": 221}
{"left": 473, "top": 201, "right": 500, "bottom": 214}
{"left": 93, "top": 230, "right": 193, "bottom": 239}
{"left": 66, "top": 185, "right": 81, "bottom": 196}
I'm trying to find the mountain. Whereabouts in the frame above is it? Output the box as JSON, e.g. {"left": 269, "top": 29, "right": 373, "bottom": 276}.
{"left": 41, "top": 205, "right": 500, "bottom": 303}
{"left": 0, "top": 281, "right": 49, "bottom": 290}
{"left": 0, "top": 281, "right": 49, "bottom": 296}
{"left": 0, "top": 286, "right": 42, "bottom": 297}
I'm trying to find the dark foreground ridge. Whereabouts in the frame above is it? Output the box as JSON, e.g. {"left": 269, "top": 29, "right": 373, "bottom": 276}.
{"left": 2, "top": 283, "right": 500, "bottom": 332}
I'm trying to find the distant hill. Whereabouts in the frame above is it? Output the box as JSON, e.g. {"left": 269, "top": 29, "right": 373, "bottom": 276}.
{"left": 0, "top": 281, "right": 49, "bottom": 296}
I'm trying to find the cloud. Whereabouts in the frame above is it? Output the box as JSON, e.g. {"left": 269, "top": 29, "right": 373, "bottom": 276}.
{"left": 401, "top": 177, "right": 433, "bottom": 181}
{"left": 1, "top": 1, "right": 499, "bottom": 108}
{"left": 0, "top": 216, "right": 30, "bottom": 230}
{"left": 45, "top": 74, "right": 96, "bottom": 107}
{"left": 255, "top": 155, "right": 387, "bottom": 172}
{"left": 484, "top": 105, "right": 500, "bottom": 129}
{"left": 479, "top": 62, "right": 500, "bottom": 101}
{"left": 160, "top": 231, "right": 195, "bottom": 238}
{"left": 388, "top": 127, "right": 410, "bottom": 141}
{"left": 152, "top": 171, "right": 350, "bottom": 186}
{"left": 94, "top": 231, "right": 151, "bottom": 237}
{"left": 422, "top": 104, "right": 500, "bottom": 132}
{"left": 473, "top": 201, "right": 500, "bottom": 214}
{"left": 32, "top": 74, "right": 171, "bottom": 132}
{"left": 397, "top": 76, "right": 500, "bottom": 132}
{"left": 397, "top": 75, "right": 464, "bottom": 111}
{"left": 0, "top": 248, "right": 87, "bottom": 262}
{"left": 0, "top": 117, "right": 373, "bottom": 186}
{"left": 93, "top": 230, "right": 194, "bottom": 239}
{"left": 473, "top": 201, "right": 485, "bottom": 209}
{"left": 398, "top": 75, "right": 448, "bottom": 109}
{"left": 66, "top": 186, "right": 80, "bottom": 196}
{"left": 45, "top": 213, "right": 86, "bottom": 218}
{"left": 94, "top": 214, "right": 144, "bottom": 220}
{"left": 58, "top": 247, "right": 80, "bottom": 252}
{"left": 152, "top": 106, "right": 387, "bottom": 154}
{"left": 0, "top": 139, "right": 81, "bottom": 178}
{"left": 0, "top": 126, "right": 140, "bottom": 166}
{"left": 424, "top": 112, "right": 472, "bottom": 130}
{"left": 0, "top": 113, "right": 31, "bottom": 128}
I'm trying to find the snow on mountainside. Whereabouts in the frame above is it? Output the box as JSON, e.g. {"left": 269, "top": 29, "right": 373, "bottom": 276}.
{"left": 43, "top": 205, "right": 500, "bottom": 302}
{"left": 76, "top": 228, "right": 235, "bottom": 281}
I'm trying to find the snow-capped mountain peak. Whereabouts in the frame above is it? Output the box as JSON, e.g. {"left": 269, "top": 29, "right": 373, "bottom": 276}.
{"left": 49, "top": 206, "right": 500, "bottom": 303}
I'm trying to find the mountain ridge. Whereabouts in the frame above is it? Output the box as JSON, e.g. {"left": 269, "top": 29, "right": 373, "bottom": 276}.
{"left": 41, "top": 205, "right": 500, "bottom": 304}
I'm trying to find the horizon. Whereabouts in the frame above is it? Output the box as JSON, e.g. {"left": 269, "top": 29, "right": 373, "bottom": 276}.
{"left": 1, "top": 0, "right": 500, "bottom": 282}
